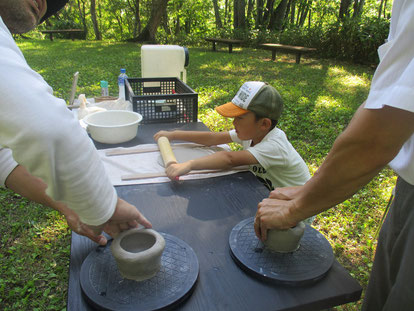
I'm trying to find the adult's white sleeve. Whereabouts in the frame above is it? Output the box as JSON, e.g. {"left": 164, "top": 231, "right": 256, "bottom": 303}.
{"left": 364, "top": 0, "right": 414, "bottom": 112}
{"left": 0, "top": 24, "right": 116, "bottom": 226}
{"left": 0, "top": 148, "right": 18, "bottom": 187}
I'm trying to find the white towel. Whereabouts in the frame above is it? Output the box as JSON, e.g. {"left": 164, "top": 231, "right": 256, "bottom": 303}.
{"left": 98, "top": 143, "right": 247, "bottom": 186}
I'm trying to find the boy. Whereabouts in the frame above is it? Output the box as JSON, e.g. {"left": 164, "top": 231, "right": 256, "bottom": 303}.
{"left": 154, "top": 81, "right": 311, "bottom": 192}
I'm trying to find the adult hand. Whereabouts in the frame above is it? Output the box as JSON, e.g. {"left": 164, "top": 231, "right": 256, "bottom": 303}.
{"left": 165, "top": 162, "right": 192, "bottom": 180}
{"left": 153, "top": 130, "right": 173, "bottom": 142}
{"left": 255, "top": 186, "right": 302, "bottom": 241}
{"left": 268, "top": 186, "right": 301, "bottom": 200}
{"left": 62, "top": 207, "right": 108, "bottom": 246}
{"left": 102, "top": 198, "right": 152, "bottom": 237}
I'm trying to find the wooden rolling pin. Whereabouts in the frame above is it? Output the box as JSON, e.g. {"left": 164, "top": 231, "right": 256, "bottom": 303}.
{"left": 157, "top": 136, "right": 177, "bottom": 167}
{"left": 105, "top": 143, "right": 205, "bottom": 156}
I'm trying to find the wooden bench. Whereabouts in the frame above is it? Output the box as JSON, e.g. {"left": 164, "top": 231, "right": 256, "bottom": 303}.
{"left": 259, "top": 43, "right": 316, "bottom": 64}
{"left": 205, "top": 38, "right": 243, "bottom": 53}
{"left": 40, "top": 29, "right": 84, "bottom": 41}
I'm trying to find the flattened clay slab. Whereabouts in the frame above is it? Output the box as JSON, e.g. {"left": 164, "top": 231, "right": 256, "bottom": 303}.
{"left": 157, "top": 146, "right": 225, "bottom": 167}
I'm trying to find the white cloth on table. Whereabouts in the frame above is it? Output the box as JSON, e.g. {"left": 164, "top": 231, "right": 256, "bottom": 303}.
{"left": 98, "top": 143, "right": 248, "bottom": 186}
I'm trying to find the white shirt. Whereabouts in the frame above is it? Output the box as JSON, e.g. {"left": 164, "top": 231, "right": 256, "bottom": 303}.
{"left": 364, "top": 0, "right": 414, "bottom": 185}
{"left": 229, "top": 128, "right": 310, "bottom": 189}
{"left": 0, "top": 17, "right": 116, "bottom": 225}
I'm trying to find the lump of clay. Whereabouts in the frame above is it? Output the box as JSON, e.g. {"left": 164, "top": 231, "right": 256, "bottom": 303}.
{"left": 264, "top": 221, "right": 306, "bottom": 253}
{"left": 77, "top": 94, "right": 106, "bottom": 120}
{"left": 110, "top": 228, "right": 165, "bottom": 281}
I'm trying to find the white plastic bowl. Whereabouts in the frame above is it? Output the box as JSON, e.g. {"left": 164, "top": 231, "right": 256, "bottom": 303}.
{"left": 83, "top": 110, "right": 142, "bottom": 144}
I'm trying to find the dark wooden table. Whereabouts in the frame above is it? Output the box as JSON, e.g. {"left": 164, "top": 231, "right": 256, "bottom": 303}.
{"left": 67, "top": 122, "right": 362, "bottom": 311}
{"left": 259, "top": 43, "right": 317, "bottom": 64}
{"left": 205, "top": 38, "right": 243, "bottom": 53}
{"left": 41, "top": 29, "right": 84, "bottom": 41}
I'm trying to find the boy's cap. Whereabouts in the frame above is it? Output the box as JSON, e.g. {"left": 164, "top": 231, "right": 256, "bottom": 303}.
{"left": 41, "top": 0, "right": 70, "bottom": 23}
{"left": 215, "top": 81, "right": 283, "bottom": 120}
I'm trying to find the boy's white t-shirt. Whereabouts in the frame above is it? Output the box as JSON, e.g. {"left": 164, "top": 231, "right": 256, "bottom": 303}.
{"left": 229, "top": 128, "right": 310, "bottom": 190}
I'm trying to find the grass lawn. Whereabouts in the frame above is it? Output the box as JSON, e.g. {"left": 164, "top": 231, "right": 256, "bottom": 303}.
{"left": 0, "top": 39, "right": 395, "bottom": 310}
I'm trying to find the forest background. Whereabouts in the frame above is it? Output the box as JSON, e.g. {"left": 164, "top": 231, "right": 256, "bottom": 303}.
{"left": 32, "top": 0, "right": 394, "bottom": 64}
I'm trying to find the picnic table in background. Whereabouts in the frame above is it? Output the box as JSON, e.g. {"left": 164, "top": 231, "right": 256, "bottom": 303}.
{"left": 259, "top": 43, "right": 317, "bottom": 64}
{"left": 40, "top": 29, "right": 85, "bottom": 41}
{"left": 205, "top": 38, "right": 243, "bottom": 53}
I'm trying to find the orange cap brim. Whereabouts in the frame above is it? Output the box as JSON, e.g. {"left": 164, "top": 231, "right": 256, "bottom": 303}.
{"left": 215, "top": 102, "right": 249, "bottom": 117}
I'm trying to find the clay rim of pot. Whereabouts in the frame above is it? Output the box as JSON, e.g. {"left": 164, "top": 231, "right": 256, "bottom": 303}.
{"left": 111, "top": 228, "right": 165, "bottom": 259}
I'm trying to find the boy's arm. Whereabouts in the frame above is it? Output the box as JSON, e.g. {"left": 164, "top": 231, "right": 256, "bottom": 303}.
{"left": 165, "top": 150, "right": 258, "bottom": 180}
{"left": 154, "top": 130, "right": 232, "bottom": 146}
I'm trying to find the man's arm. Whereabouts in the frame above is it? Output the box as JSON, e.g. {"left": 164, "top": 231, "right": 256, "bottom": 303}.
{"left": 5, "top": 165, "right": 108, "bottom": 245}
{"left": 255, "top": 104, "right": 414, "bottom": 240}
{"left": 5, "top": 165, "right": 153, "bottom": 242}
{"left": 154, "top": 130, "right": 232, "bottom": 146}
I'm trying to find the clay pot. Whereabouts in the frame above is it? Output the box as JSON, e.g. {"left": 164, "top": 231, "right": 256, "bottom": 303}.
{"left": 264, "top": 221, "right": 306, "bottom": 253}
{"left": 111, "top": 228, "right": 165, "bottom": 281}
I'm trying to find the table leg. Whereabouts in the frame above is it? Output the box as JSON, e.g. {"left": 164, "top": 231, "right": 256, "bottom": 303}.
{"left": 296, "top": 52, "right": 302, "bottom": 64}
{"left": 212, "top": 41, "right": 216, "bottom": 51}
{"left": 272, "top": 50, "right": 276, "bottom": 61}
{"left": 49, "top": 33, "right": 53, "bottom": 41}
{"left": 229, "top": 44, "right": 233, "bottom": 53}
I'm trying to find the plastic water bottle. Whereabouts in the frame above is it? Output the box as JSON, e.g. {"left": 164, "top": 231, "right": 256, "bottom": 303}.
{"left": 100, "top": 80, "right": 109, "bottom": 96}
{"left": 118, "top": 68, "right": 128, "bottom": 100}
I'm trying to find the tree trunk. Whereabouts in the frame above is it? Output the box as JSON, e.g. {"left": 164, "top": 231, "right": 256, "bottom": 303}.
{"left": 298, "top": 0, "right": 310, "bottom": 27}
{"left": 377, "top": 0, "right": 385, "bottom": 19}
{"left": 212, "top": 0, "right": 223, "bottom": 29}
{"left": 163, "top": 7, "right": 171, "bottom": 35}
{"left": 90, "top": 0, "right": 102, "bottom": 40}
{"left": 246, "top": 0, "right": 255, "bottom": 27}
{"left": 127, "top": 0, "right": 141, "bottom": 37}
{"left": 255, "top": 0, "right": 264, "bottom": 28}
{"left": 129, "top": 0, "right": 170, "bottom": 42}
{"left": 116, "top": 16, "right": 124, "bottom": 38}
{"left": 353, "top": 0, "right": 365, "bottom": 18}
{"left": 233, "top": 0, "right": 246, "bottom": 30}
{"left": 268, "top": 0, "right": 289, "bottom": 31}
{"left": 175, "top": 17, "right": 181, "bottom": 35}
{"left": 339, "top": 0, "right": 352, "bottom": 20}
{"left": 263, "top": 0, "right": 275, "bottom": 26}
{"left": 76, "top": 0, "right": 88, "bottom": 36}
{"left": 288, "top": 0, "right": 295, "bottom": 25}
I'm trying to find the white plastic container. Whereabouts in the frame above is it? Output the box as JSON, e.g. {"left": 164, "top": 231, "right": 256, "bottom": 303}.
{"left": 83, "top": 110, "right": 142, "bottom": 144}
{"left": 141, "top": 45, "right": 189, "bottom": 82}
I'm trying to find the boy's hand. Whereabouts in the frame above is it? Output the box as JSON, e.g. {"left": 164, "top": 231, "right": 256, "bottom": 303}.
{"left": 165, "top": 162, "right": 192, "bottom": 180}
{"left": 154, "top": 130, "right": 173, "bottom": 142}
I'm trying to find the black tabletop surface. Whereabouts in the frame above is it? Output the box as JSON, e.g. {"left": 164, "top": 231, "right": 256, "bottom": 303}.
{"left": 67, "top": 122, "right": 362, "bottom": 311}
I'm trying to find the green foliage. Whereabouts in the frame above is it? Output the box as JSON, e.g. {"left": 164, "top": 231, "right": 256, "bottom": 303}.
{"left": 1, "top": 40, "right": 396, "bottom": 309}
{"left": 319, "top": 16, "right": 390, "bottom": 63}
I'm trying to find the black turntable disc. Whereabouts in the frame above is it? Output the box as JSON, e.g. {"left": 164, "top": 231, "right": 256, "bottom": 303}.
{"left": 229, "top": 217, "right": 334, "bottom": 286}
{"left": 80, "top": 233, "right": 199, "bottom": 310}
